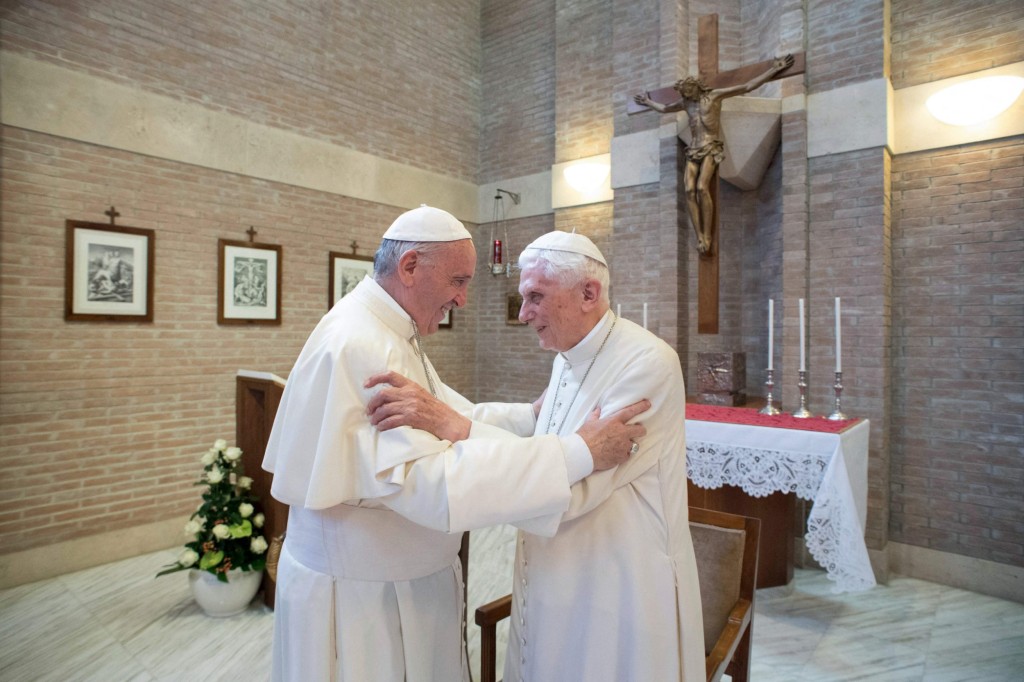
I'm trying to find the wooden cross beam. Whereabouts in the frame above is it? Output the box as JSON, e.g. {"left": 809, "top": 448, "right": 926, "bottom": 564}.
{"left": 630, "top": 14, "right": 804, "bottom": 334}
{"left": 104, "top": 206, "right": 120, "bottom": 225}
{"left": 246, "top": 225, "right": 258, "bottom": 242}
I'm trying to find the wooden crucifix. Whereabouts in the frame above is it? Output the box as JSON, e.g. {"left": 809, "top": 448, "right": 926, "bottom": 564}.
{"left": 629, "top": 14, "right": 804, "bottom": 333}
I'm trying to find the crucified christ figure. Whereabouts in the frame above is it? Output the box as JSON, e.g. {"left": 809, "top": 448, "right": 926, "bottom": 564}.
{"left": 634, "top": 54, "right": 794, "bottom": 256}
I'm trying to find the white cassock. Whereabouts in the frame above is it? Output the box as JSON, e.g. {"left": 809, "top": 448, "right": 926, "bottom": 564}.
{"left": 263, "top": 277, "right": 592, "bottom": 682}
{"left": 499, "top": 310, "right": 705, "bottom": 682}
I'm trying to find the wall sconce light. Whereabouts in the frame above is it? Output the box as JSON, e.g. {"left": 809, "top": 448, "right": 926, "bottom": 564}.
{"left": 563, "top": 161, "right": 611, "bottom": 193}
{"left": 489, "top": 188, "right": 520, "bottom": 277}
{"left": 925, "top": 75, "right": 1024, "bottom": 126}
{"left": 551, "top": 154, "right": 614, "bottom": 209}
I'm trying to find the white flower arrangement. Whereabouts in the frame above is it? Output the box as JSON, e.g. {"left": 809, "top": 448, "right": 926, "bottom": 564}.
{"left": 157, "top": 440, "right": 267, "bottom": 583}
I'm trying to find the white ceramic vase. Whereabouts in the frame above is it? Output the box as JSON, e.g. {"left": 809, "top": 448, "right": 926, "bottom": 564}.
{"left": 189, "top": 568, "right": 263, "bottom": 617}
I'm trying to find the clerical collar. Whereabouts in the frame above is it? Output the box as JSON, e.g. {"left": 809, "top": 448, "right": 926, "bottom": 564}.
{"left": 560, "top": 310, "right": 616, "bottom": 366}
{"left": 351, "top": 276, "right": 419, "bottom": 341}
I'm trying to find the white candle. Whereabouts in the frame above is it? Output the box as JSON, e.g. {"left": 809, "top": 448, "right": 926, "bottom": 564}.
{"left": 835, "top": 297, "right": 842, "bottom": 372}
{"left": 767, "top": 299, "right": 774, "bottom": 370}
{"left": 798, "top": 298, "right": 806, "bottom": 371}
{"left": 643, "top": 302, "right": 648, "bottom": 329}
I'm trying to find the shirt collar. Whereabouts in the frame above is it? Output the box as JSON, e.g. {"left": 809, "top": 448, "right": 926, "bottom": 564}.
{"left": 561, "top": 309, "right": 615, "bottom": 366}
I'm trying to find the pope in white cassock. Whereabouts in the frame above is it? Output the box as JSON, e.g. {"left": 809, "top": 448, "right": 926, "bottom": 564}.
{"left": 369, "top": 231, "right": 705, "bottom": 682}
{"left": 262, "top": 206, "right": 648, "bottom": 682}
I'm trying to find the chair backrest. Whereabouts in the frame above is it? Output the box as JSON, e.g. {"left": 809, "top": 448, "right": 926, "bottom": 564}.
{"left": 690, "top": 517, "right": 746, "bottom": 653}
{"left": 688, "top": 505, "right": 759, "bottom": 682}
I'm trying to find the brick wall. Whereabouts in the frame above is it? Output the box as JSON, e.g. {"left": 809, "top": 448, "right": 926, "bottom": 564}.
{"left": 890, "top": 137, "right": 1023, "bottom": 566}
{"left": 0, "top": 0, "right": 481, "bottom": 557}
{"left": 890, "top": 0, "right": 1024, "bottom": 88}
{"left": 480, "top": 0, "right": 555, "bottom": 183}
{"left": 0, "top": 0, "right": 481, "bottom": 181}
{"left": 554, "top": 0, "right": 614, "bottom": 162}
{"left": 0, "top": 127, "right": 483, "bottom": 554}
{"left": 807, "top": 0, "right": 887, "bottom": 91}
{"left": 808, "top": 147, "right": 893, "bottom": 551}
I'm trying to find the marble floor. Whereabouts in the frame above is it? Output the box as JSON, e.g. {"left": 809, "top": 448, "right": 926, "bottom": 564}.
{"left": 1, "top": 546, "right": 1022, "bottom": 682}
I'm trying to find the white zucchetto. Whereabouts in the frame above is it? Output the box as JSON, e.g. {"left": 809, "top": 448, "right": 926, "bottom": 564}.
{"left": 522, "top": 230, "right": 608, "bottom": 266}
{"left": 382, "top": 204, "right": 473, "bottom": 242}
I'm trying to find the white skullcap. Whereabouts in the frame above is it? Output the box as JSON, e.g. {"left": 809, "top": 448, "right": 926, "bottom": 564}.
{"left": 522, "top": 230, "right": 607, "bottom": 266}
{"left": 382, "top": 204, "right": 472, "bottom": 242}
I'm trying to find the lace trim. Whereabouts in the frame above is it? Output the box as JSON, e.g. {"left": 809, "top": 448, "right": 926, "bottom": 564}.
{"left": 687, "top": 442, "right": 876, "bottom": 593}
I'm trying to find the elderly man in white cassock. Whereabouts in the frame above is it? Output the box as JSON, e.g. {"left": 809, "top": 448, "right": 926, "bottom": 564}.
{"left": 368, "top": 230, "right": 705, "bottom": 681}
{"left": 262, "top": 206, "right": 650, "bottom": 682}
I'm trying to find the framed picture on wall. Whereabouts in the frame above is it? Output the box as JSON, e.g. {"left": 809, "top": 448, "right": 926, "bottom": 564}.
{"left": 506, "top": 292, "right": 525, "bottom": 325}
{"left": 439, "top": 309, "right": 453, "bottom": 329}
{"left": 65, "top": 220, "right": 155, "bottom": 322}
{"left": 328, "top": 251, "right": 374, "bottom": 309}
{"left": 218, "top": 239, "right": 282, "bottom": 325}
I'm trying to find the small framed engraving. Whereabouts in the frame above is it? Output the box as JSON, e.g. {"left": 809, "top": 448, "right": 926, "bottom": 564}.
{"left": 65, "top": 220, "right": 155, "bottom": 322}
{"left": 218, "top": 239, "right": 282, "bottom": 325}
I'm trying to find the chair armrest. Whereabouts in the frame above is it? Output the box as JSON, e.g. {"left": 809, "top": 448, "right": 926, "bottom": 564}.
{"left": 705, "top": 597, "right": 752, "bottom": 682}
{"left": 475, "top": 593, "right": 512, "bottom": 626}
{"left": 476, "top": 594, "right": 513, "bottom": 682}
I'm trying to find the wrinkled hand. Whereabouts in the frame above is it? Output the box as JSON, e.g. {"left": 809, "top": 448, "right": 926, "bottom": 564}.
{"left": 576, "top": 399, "right": 651, "bottom": 471}
{"left": 365, "top": 371, "right": 471, "bottom": 442}
{"left": 633, "top": 91, "right": 653, "bottom": 107}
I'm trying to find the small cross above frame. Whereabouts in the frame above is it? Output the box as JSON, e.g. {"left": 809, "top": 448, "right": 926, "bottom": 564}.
{"left": 105, "top": 206, "right": 120, "bottom": 225}
{"left": 246, "top": 226, "right": 258, "bottom": 242}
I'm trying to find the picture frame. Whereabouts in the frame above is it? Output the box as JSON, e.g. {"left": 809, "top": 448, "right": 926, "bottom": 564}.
{"left": 218, "top": 239, "right": 282, "bottom": 325}
{"left": 65, "top": 220, "right": 155, "bottom": 322}
{"left": 328, "top": 251, "right": 374, "bottom": 309}
{"left": 506, "top": 292, "right": 525, "bottom": 325}
{"left": 439, "top": 309, "right": 453, "bottom": 329}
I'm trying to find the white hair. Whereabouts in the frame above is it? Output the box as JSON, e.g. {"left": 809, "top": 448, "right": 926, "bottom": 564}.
{"left": 518, "top": 248, "right": 610, "bottom": 304}
{"left": 373, "top": 239, "right": 450, "bottom": 279}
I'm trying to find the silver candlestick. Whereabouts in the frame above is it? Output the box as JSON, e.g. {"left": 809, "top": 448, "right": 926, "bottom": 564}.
{"left": 759, "top": 369, "right": 781, "bottom": 415}
{"left": 827, "top": 371, "right": 848, "bottom": 420}
{"left": 791, "top": 370, "right": 813, "bottom": 418}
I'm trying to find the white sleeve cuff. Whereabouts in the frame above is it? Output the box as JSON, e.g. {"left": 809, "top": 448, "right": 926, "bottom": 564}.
{"left": 561, "top": 433, "right": 594, "bottom": 485}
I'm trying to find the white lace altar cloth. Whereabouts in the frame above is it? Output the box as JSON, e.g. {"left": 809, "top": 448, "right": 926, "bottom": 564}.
{"left": 686, "top": 418, "right": 875, "bottom": 593}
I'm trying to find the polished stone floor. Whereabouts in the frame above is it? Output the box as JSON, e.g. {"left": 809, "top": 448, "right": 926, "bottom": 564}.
{"left": 1, "top": 544, "right": 1022, "bottom": 682}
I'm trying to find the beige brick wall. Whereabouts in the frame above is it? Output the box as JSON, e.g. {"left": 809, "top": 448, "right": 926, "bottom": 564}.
{"left": 0, "top": 0, "right": 482, "bottom": 558}
{"left": 891, "top": 0, "right": 1024, "bottom": 88}
{"left": 2, "top": 0, "right": 1022, "bottom": 580}
{"left": 808, "top": 0, "right": 888, "bottom": 91}
{"left": 891, "top": 137, "right": 1023, "bottom": 566}
{"left": 0, "top": 0, "right": 481, "bottom": 181}
{"left": 480, "top": 0, "right": 555, "bottom": 183}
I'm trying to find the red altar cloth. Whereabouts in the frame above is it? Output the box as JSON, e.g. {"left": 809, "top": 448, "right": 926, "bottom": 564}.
{"left": 686, "top": 403, "right": 860, "bottom": 434}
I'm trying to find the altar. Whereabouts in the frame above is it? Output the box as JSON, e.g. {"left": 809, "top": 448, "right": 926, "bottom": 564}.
{"left": 685, "top": 404, "right": 876, "bottom": 594}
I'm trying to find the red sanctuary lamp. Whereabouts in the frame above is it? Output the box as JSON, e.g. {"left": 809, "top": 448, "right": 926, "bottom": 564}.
{"left": 489, "top": 188, "right": 520, "bottom": 277}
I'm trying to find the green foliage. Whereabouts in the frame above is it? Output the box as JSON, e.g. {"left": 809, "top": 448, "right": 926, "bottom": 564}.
{"left": 156, "top": 441, "right": 269, "bottom": 582}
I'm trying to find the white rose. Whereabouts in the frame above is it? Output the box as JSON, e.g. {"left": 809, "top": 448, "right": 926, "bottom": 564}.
{"left": 200, "top": 449, "right": 216, "bottom": 466}
{"left": 207, "top": 467, "right": 224, "bottom": 484}
{"left": 213, "top": 439, "right": 227, "bottom": 451}
{"left": 250, "top": 536, "right": 269, "bottom": 554}
{"left": 253, "top": 513, "right": 265, "bottom": 528}
{"left": 212, "top": 524, "right": 231, "bottom": 539}
{"left": 239, "top": 503, "right": 254, "bottom": 518}
{"left": 179, "top": 548, "right": 199, "bottom": 568}
{"left": 224, "top": 447, "right": 242, "bottom": 462}
{"left": 238, "top": 476, "right": 253, "bottom": 490}
{"left": 184, "top": 519, "right": 202, "bottom": 536}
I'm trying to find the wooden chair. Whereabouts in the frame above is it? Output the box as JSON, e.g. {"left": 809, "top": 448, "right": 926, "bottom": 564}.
{"left": 690, "top": 506, "right": 759, "bottom": 682}
{"left": 474, "top": 507, "right": 759, "bottom": 682}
